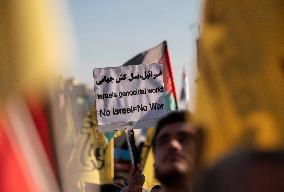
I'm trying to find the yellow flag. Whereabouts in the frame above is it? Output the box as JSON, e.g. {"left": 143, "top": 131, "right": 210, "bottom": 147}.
{"left": 143, "top": 149, "right": 160, "bottom": 190}
{"left": 0, "top": 0, "right": 71, "bottom": 105}
{"left": 142, "top": 128, "right": 160, "bottom": 190}
{"left": 140, "top": 127, "right": 155, "bottom": 168}
{"left": 51, "top": 78, "right": 114, "bottom": 191}
{"left": 66, "top": 106, "right": 114, "bottom": 191}
{"left": 196, "top": 0, "right": 284, "bottom": 165}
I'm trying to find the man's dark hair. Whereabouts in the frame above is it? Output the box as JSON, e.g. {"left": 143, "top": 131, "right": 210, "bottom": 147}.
{"left": 152, "top": 110, "right": 189, "bottom": 152}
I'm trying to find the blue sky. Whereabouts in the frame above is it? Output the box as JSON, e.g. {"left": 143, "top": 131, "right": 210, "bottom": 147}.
{"left": 64, "top": 0, "right": 202, "bottom": 110}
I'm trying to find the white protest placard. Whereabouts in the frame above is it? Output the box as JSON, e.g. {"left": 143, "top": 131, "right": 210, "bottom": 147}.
{"left": 93, "top": 63, "right": 169, "bottom": 132}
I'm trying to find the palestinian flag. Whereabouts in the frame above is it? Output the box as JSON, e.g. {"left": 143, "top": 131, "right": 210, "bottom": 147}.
{"left": 123, "top": 41, "right": 178, "bottom": 110}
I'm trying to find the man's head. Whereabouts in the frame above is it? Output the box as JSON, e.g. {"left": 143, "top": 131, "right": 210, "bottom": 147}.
{"left": 152, "top": 111, "right": 199, "bottom": 187}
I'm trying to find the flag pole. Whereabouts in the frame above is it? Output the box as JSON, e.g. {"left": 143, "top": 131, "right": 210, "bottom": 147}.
{"left": 124, "top": 128, "right": 135, "bottom": 166}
